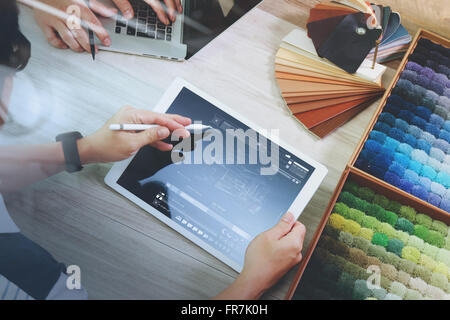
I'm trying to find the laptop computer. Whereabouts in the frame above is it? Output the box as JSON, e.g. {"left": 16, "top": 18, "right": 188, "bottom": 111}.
{"left": 97, "top": 0, "right": 262, "bottom": 61}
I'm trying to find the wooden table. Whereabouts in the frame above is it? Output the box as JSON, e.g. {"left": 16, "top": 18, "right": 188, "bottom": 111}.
{"left": 1, "top": 1, "right": 399, "bottom": 299}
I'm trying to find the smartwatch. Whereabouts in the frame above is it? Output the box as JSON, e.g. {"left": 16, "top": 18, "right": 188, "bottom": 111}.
{"left": 56, "top": 131, "right": 83, "bottom": 173}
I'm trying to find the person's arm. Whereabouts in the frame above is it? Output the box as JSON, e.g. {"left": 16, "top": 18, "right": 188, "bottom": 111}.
{"left": 0, "top": 106, "right": 191, "bottom": 193}
{"left": 28, "top": 0, "right": 182, "bottom": 52}
{"left": 214, "top": 212, "right": 306, "bottom": 300}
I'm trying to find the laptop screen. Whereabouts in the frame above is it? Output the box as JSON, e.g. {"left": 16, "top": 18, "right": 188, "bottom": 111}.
{"left": 183, "top": 0, "right": 263, "bottom": 59}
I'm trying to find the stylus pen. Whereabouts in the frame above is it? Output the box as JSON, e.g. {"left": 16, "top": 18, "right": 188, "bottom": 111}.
{"left": 85, "top": 0, "right": 95, "bottom": 60}
{"left": 109, "top": 124, "right": 212, "bottom": 131}
{"left": 89, "top": 29, "right": 95, "bottom": 61}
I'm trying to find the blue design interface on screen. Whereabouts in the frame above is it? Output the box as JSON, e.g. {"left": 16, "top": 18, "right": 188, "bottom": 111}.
{"left": 118, "top": 87, "right": 315, "bottom": 267}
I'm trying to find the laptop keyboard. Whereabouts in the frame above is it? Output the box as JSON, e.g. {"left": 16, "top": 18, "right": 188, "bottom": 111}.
{"left": 115, "top": 0, "right": 173, "bottom": 41}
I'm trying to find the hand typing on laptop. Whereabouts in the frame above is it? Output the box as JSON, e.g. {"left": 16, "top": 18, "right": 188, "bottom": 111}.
{"left": 32, "top": 0, "right": 182, "bottom": 53}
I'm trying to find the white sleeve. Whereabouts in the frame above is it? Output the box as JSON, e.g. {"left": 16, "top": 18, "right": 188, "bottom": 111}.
{"left": 45, "top": 273, "right": 88, "bottom": 300}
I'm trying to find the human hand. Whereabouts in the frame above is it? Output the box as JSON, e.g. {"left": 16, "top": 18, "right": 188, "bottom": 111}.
{"left": 113, "top": 0, "right": 182, "bottom": 24}
{"left": 33, "top": 0, "right": 116, "bottom": 52}
{"left": 77, "top": 106, "right": 191, "bottom": 164}
{"left": 214, "top": 212, "right": 306, "bottom": 300}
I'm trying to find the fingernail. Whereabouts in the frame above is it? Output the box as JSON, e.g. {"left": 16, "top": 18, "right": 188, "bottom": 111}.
{"left": 104, "top": 37, "right": 111, "bottom": 46}
{"left": 158, "top": 127, "right": 170, "bottom": 138}
{"left": 183, "top": 129, "right": 190, "bottom": 138}
{"left": 124, "top": 9, "right": 133, "bottom": 19}
{"left": 282, "top": 212, "right": 294, "bottom": 223}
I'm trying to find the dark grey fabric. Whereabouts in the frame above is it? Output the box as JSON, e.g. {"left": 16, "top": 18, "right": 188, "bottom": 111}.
{"left": 0, "top": 232, "right": 66, "bottom": 299}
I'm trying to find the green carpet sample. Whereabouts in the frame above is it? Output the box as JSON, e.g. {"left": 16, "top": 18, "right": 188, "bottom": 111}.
{"left": 359, "top": 227, "right": 374, "bottom": 241}
{"left": 423, "top": 243, "right": 439, "bottom": 259}
{"left": 382, "top": 252, "right": 401, "bottom": 269}
{"left": 396, "top": 270, "right": 411, "bottom": 285}
{"left": 430, "top": 272, "right": 448, "bottom": 291}
{"left": 336, "top": 272, "right": 355, "bottom": 299}
{"left": 334, "top": 202, "right": 349, "bottom": 218}
{"left": 372, "top": 287, "right": 387, "bottom": 300}
{"left": 338, "top": 191, "right": 358, "bottom": 208}
{"left": 386, "top": 200, "right": 402, "bottom": 214}
{"left": 348, "top": 208, "right": 365, "bottom": 224}
{"left": 431, "top": 220, "right": 448, "bottom": 237}
{"left": 339, "top": 231, "right": 354, "bottom": 247}
{"left": 295, "top": 179, "right": 450, "bottom": 301}
{"left": 372, "top": 232, "right": 389, "bottom": 247}
{"left": 420, "top": 254, "right": 437, "bottom": 271}
{"left": 434, "top": 262, "right": 448, "bottom": 277}
{"left": 398, "top": 259, "right": 416, "bottom": 274}
{"left": 368, "top": 204, "right": 385, "bottom": 221}
{"left": 373, "top": 194, "right": 390, "bottom": 209}
{"left": 361, "top": 215, "right": 378, "bottom": 229}
{"left": 445, "top": 237, "right": 450, "bottom": 250}
{"left": 384, "top": 293, "right": 401, "bottom": 300}
{"left": 396, "top": 218, "right": 415, "bottom": 234}
{"left": 386, "top": 238, "right": 404, "bottom": 257}
{"left": 427, "top": 230, "right": 445, "bottom": 248}
{"left": 384, "top": 210, "right": 399, "bottom": 226}
{"left": 402, "top": 246, "right": 421, "bottom": 264}
{"left": 368, "top": 244, "right": 386, "bottom": 258}
{"left": 436, "top": 248, "right": 450, "bottom": 267}
{"left": 324, "top": 224, "right": 340, "bottom": 239}
{"left": 352, "top": 236, "right": 371, "bottom": 253}
{"left": 395, "top": 230, "right": 410, "bottom": 244}
{"left": 329, "top": 213, "right": 346, "bottom": 230}
{"left": 343, "top": 181, "right": 359, "bottom": 195}
{"left": 415, "top": 213, "right": 433, "bottom": 228}
{"left": 353, "top": 280, "right": 372, "bottom": 300}
{"left": 343, "top": 219, "right": 361, "bottom": 236}
{"left": 404, "top": 288, "right": 422, "bottom": 300}
{"left": 357, "top": 186, "right": 375, "bottom": 202}
{"left": 378, "top": 223, "right": 397, "bottom": 239}
{"left": 390, "top": 281, "right": 407, "bottom": 298}
{"left": 414, "top": 224, "right": 430, "bottom": 241}
{"left": 407, "top": 235, "right": 425, "bottom": 251}
{"left": 412, "top": 265, "right": 432, "bottom": 283}
{"left": 399, "top": 206, "right": 417, "bottom": 222}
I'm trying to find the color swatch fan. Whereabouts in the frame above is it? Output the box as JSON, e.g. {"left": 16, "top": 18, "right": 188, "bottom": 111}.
{"left": 307, "top": 0, "right": 382, "bottom": 73}
{"left": 275, "top": 28, "right": 386, "bottom": 138}
{"left": 365, "top": 3, "right": 412, "bottom": 63}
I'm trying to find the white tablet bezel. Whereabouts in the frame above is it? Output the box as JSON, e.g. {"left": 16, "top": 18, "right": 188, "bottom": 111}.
{"left": 105, "top": 78, "right": 328, "bottom": 272}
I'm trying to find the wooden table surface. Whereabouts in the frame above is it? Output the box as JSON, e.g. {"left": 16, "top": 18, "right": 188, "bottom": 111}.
{"left": 1, "top": 0, "right": 401, "bottom": 299}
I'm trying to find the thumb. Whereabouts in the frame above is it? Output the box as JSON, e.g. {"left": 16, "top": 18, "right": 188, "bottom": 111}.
{"left": 135, "top": 127, "right": 170, "bottom": 148}
{"left": 267, "top": 212, "right": 295, "bottom": 240}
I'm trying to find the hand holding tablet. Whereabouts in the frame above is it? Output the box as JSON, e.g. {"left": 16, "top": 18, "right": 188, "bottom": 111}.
{"left": 105, "top": 78, "right": 328, "bottom": 271}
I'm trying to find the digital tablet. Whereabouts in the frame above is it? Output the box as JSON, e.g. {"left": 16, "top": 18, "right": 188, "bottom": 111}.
{"left": 105, "top": 78, "right": 327, "bottom": 271}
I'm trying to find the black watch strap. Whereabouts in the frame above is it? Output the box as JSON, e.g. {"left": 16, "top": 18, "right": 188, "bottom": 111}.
{"left": 56, "top": 131, "right": 83, "bottom": 173}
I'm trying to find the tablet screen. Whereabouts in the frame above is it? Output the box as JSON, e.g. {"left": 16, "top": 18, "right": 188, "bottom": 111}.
{"left": 117, "top": 87, "right": 315, "bottom": 267}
